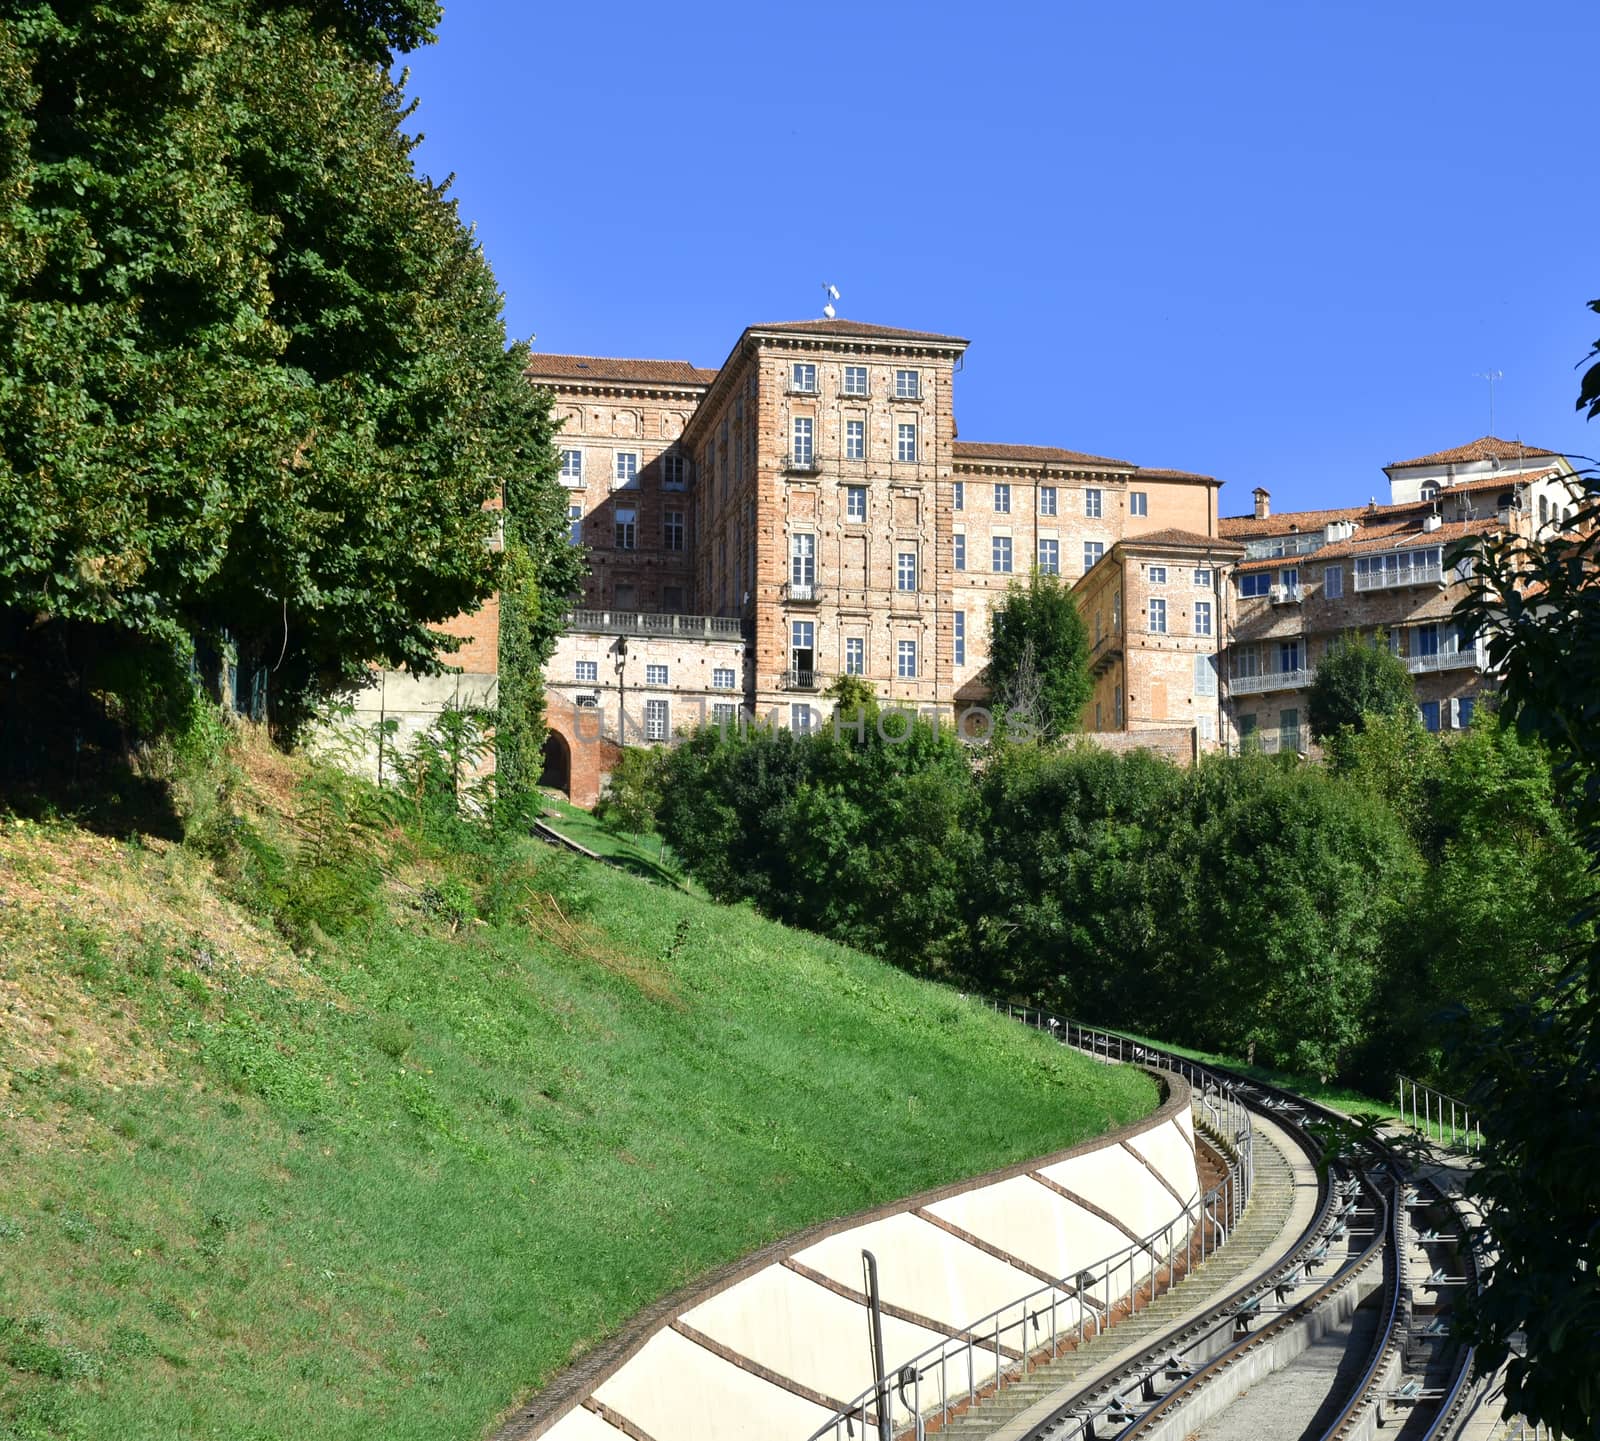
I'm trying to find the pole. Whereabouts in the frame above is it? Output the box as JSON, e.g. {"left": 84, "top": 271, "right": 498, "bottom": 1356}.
{"left": 862, "top": 1251, "right": 892, "bottom": 1441}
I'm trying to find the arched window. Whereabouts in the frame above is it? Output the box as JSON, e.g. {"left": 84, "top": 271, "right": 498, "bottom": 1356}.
{"left": 1420, "top": 482, "right": 1439, "bottom": 501}
{"left": 1540, "top": 495, "right": 1550, "bottom": 526}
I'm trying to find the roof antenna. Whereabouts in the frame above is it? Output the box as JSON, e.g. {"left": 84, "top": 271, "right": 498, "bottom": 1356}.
{"left": 822, "top": 283, "right": 840, "bottom": 320}
{"left": 1474, "top": 370, "right": 1503, "bottom": 436}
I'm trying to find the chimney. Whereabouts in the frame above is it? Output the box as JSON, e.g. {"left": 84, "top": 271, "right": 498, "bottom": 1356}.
{"left": 1252, "top": 487, "right": 1271, "bottom": 520}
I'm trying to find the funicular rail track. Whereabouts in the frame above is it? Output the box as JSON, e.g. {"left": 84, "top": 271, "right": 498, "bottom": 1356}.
{"left": 809, "top": 1008, "right": 1479, "bottom": 1441}
{"left": 1004, "top": 1012, "right": 1481, "bottom": 1441}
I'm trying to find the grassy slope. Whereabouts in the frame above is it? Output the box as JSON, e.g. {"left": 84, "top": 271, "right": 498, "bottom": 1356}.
{"left": 0, "top": 802, "right": 1154, "bottom": 1441}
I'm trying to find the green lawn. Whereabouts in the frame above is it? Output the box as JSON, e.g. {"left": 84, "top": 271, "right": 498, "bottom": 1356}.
{"left": 536, "top": 793, "right": 693, "bottom": 891}
{"left": 0, "top": 833, "right": 1155, "bottom": 1441}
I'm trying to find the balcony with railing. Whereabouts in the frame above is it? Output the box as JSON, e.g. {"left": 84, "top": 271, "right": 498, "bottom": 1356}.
{"left": 1353, "top": 560, "right": 1445, "bottom": 592}
{"left": 782, "top": 669, "right": 819, "bottom": 691}
{"left": 1227, "top": 666, "right": 1316, "bottom": 696}
{"left": 564, "top": 609, "right": 746, "bottom": 640}
{"left": 783, "top": 452, "right": 821, "bottom": 474}
{"left": 784, "top": 581, "right": 820, "bottom": 604}
{"left": 1404, "top": 641, "right": 1485, "bottom": 674}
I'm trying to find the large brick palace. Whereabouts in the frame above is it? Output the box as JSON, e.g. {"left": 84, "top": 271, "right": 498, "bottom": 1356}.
{"left": 380, "top": 315, "right": 1582, "bottom": 807}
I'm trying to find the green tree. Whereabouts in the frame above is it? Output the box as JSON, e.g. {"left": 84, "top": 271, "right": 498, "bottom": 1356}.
{"left": 0, "top": 0, "right": 575, "bottom": 737}
{"left": 596, "top": 747, "right": 664, "bottom": 837}
{"left": 985, "top": 573, "right": 1093, "bottom": 738}
{"left": 1306, "top": 632, "right": 1417, "bottom": 740}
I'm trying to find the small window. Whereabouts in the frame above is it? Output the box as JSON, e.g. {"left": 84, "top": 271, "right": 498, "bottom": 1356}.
{"left": 1195, "top": 600, "right": 1213, "bottom": 637}
{"left": 1039, "top": 486, "right": 1058, "bottom": 516}
{"left": 953, "top": 481, "right": 964, "bottom": 511}
{"left": 1279, "top": 567, "right": 1299, "bottom": 591}
{"left": 1112, "top": 591, "right": 1121, "bottom": 630}
{"left": 575, "top": 660, "right": 598, "bottom": 682}
{"left": 992, "top": 536, "right": 1013, "bottom": 573}
{"left": 1113, "top": 684, "right": 1123, "bottom": 726}
{"left": 896, "top": 640, "right": 917, "bottom": 678}
{"left": 791, "top": 703, "right": 814, "bottom": 734}
{"left": 896, "top": 422, "right": 917, "bottom": 462}
{"left": 845, "top": 637, "right": 865, "bottom": 675}
{"left": 1148, "top": 597, "right": 1167, "bottom": 633}
{"left": 1280, "top": 707, "right": 1301, "bottom": 750}
{"left": 954, "top": 534, "right": 966, "bottom": 571}
{"left": 846, "top": 419, "right": 865, "bottom": 460}
{"left": 1278, "top": 639, "right": 1301, "bottom": 672}
{"left": 842, "top": 365, "right": 868, "bottom": 396}
{"left": 614, "top": 505, "right": 637, "bottom": 550}
{"left": 994, "top": 483, "right": 1011, "bottom": 514}
{"left": 1239, "top": 572, "right": 1271, "bottom": 598}
{"left": 1038, "top": 539, "right": 1059, "bottom": 575}
{"left": 845, "top": 484, "right": 867, "bottom": 521}
{"left": 712, "top": 667, "right": 736, "bottom": 690}
{"left": 567, "top": 504, "right": 583, "bottom": 546}
{"left": 1416, "top": 699, "right": 1440, "bottom": 732}
{"left": 1420, "top": 481, "right": 1439, "bottom": 501}
{"left": 954, "top": 612, "right": 966, "bottom": 667}
{"left": 1458, "top": 696, "right": 1476, "bottom": 728}
{"left": 1197, "top": 714, "right": 1215, "bottom": 741}
{"left": 1085, "top": 488, "right": 1103, "bottom": 518}
{"left": 1130, "top": 491, "right": 1148, "bottom": 517}
{"left": 1323, "top": 565, "right": 1343, "bottom": 598}
{"left": 1148, "top": 565, "right": 1167, "bottom": 585}
{"left": 896, "top": 551, "right": 918, "bottom": 591}
{"left": 574, "top": 693, "right": 599, "bottom": 709}
{"left": 1193, "top": 652, "right": 1217, "bottom": 697}
{"left": 1193, "top": 568, "right": 1212, "bottom": 588}
{"left": 712, "top": 702, "right": 738, "bottom": 727}
{"left": 894, "top": 369, "right": 920, "bottom": 399}
{"left": 662, "top": 453, "right": 686, "bottom": 490}
{"left": 644, "top": 699, "right": 669, "bottom": 741}
{"left": 664, "top": 510, "right": 684, "bottom": 552}
{"left": 560, "top": 449, "right": 582, "bottom": 484}
{"left": 791, "top": 361, "right": 817, "bottom": 393}
{"left": 645, "top": 664, "right": 669, "bottom": 686}
{"left": 1083, "top": 541, "right": 1104, "bottom": 571}
{"left": 615, "top": 452, "right": 639, "bottom": 487}
{"left": 792, "top": 416, "right": 814, "bottom": 464}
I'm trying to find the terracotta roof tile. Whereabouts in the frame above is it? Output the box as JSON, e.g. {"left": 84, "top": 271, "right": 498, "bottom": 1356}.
{"left": 1133, "top": 467, "right": 1220, "bottom": 484}
{"left": 1122, "top": 527, "right": 1244, "bottom": 552}
{"left": 953, "top": 440, "right": 1135, "bottom": 469}
{"left": 748, "top": 318, "right": 968, "bottom": 344}
{"left": 1386, "top": 435, "right": 1560, "bottom": 469}
{"left": 1235, "top": 517, "right": 1498, "bottom": 570}
{"left": 524, "top": 354, "right": 719, "bottom": 387}
{"left": 1431, "top": 467, "right": 1560, "bottom": 497}
{"left": 1220, "top": 505, "right": 1370, "bottom": 539}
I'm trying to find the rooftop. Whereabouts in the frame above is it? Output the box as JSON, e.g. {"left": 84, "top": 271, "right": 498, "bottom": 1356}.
{"left": 524, "top": 355, "right": 719, "bottom": 388}
{"left": 1123, "top": 527, "right": 1244, "bottom": 552}
{"left": 747, "top": 318, "right": 968, "bottom": 344}
{"left": 1385, "top": 435, "right": 1561, "bottom": 469}
{"left": 953, "top": 440, "right": 1134, "bottom": 469}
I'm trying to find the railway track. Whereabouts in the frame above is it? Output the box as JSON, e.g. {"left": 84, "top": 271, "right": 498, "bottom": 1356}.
{"left": 991, "top": 1015, "right": 1481, "bottom": 1441}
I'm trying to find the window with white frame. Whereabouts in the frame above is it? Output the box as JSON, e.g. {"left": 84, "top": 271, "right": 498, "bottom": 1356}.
{"left": 1148, "top": 565, "right": 1167, "bottom": 584}
{"left": 560, "top": 449, "right": 582, "bottom": 485}
{"left": 1197, "top": 714, "right": 1215, "bottom": 741}
{"left": 1039, "top": 486, "right": 1057, "bottom": 516}
{"left": 791, "top": 361, "right": 817, "bottom": 393}
{"left": 712, "top": 666, "right": 736, "bottom": 689}
{"left": 1130, "top": 491, "right": 1148, "bottom": 516}
{"left": 1195, "top": 599, "right": 1213, "bottom": 636}
{"left": 712, "top": 702, "right": 738, "bottom": 727}
{"left": 845, "top": 637, "right": 865, "bottom": 675}
{"left": 792, "top": 416, "right": 814, "bottom": 464}
{"left": 574, "top": 693, "right": 599, "bottom": 708}
{"left": 842, "top": 364, "right": 868, "bottom": 396}
{"left": 954, "top": 611, "right": 966, "bottom": 667}
{"left": 614, "top": 505, "right": 636, "bottom": 550}
{"left": 1085, "top": 488, "right": 1103, "bottom": 518}
{"left": 1083, "top": 540, "right": 1105, "bottom": 571}
{"left": 645, "top": 663, "right": 668, "bottom": 686}
{"left": 1148, "top": 596, "right": 1167, "bottom": 633}
{"left": 643, "top": 699, "right": 669, "bottom": 741}
{"left": 1323, "top": 564, "right": 1343, "bottom": 598}
{"left": 896, "top": 640, "right": 917, "bottom": 678}
{"left": 567, "top": 504, "right": 583, "bottom": 546}
{"left": 953, "top": 480, "right": 964, "bottom": 511}
{"left": 575, "top": 660, "right": 598, "bottom": 682}
{"left": 993, "top": 536, "right": 1013, "bottom": 573}
{"left": 994, "top": 483, "right": 1011, "bottom": 513}
{"left": 1193, "top": 653, "right": 1217, "bottom": 697}
{"left": 615, "top": 452, "right": 639, "bottom": 487}
{"left": 894, "top": 369, "right": 920, "bottom": 399}
{"left": 790, "top": 532, "right": 816, "bottom": 591}
{"left": 791, "top": 619, "right": 814, "bottom": 655}
{"left": 845, "top": 485, "right": 866, "bottom": 521}
{"left": 791, "top": 703, "right": 815, "bottom": 734}
{"left": 1278, "top": 638, "right": 1301, "bottom": 671}
{"left": 896, "top": 550, "right": 918, "bottom": 591}
{"left": 1193, "top": 567, "right": 1212, "bottom": 588}
{"left": 1239, "top": 571, "right": 1271, "bottom": 597}
{"left": 896, "top": 422, "right": 917, "bottom": 462}
{"left": 846, "top": 419, "right": 865, "bottom": 460}
{"left": 1038, "top": 538, "right": 1059, "bottom": 575}
{"left": 664, "top": 510, "right": 684, "bottom": 551}
{"left": 662, "top": 453, "right": 686, "bottom": 489}
{"left": 954, "top": 533, "right": 966, "bottom": 571}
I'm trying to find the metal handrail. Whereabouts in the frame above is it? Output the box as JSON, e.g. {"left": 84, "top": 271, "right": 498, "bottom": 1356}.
{"left": 1397, "top": 1075, "right": 1484, "bottom": 1153}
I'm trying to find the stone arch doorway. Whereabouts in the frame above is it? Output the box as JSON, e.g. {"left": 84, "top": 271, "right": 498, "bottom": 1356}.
{"left": 538, "top": 729, "right": 571, "bottom": 796}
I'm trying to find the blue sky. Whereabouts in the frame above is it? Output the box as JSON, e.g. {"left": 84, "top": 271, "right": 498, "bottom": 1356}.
{"left": 403, "top": 2, "right": 1598, "bottom": 515}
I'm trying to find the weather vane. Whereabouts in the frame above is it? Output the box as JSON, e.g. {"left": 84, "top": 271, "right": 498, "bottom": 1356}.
{"left": 822, "top": 283, "right": 840, "bottom": 320}
{"left": 1474, "top": 370, "right": 1503, "bottom": 434}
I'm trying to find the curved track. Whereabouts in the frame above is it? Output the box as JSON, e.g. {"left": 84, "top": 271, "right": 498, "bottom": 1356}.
{"left": 965, "top": 1013, "right": 1480, "bottom": 1441}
